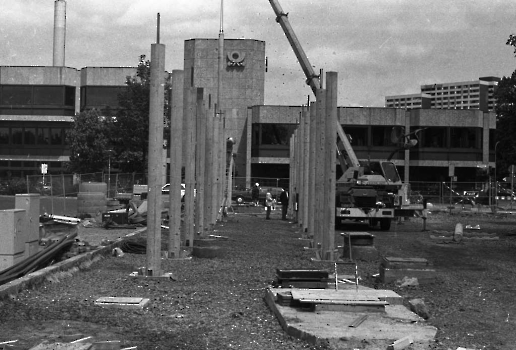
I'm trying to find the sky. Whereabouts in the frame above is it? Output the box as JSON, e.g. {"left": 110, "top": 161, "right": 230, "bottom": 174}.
{"left": 1, "top": 0, "right": 515, "bottom": 107}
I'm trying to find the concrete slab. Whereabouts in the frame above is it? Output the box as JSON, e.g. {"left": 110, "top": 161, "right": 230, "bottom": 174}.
{"left": 265, "top": 287, "right": 437, "bottom": 349}
{"left": 94, "top": 297, "right": 150, "bottom": 309}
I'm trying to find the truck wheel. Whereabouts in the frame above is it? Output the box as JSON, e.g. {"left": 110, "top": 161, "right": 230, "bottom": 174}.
{"left": 368, "top": 218, "right": 379, "bottom": 227}
{"left": 380, "top": 218, "right": 391, "bottom": 231}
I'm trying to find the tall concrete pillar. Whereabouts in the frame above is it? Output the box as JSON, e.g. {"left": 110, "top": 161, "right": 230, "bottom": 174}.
{"left": 146, "top": 43, "right": 165, "bottom": 275}
{"left": 53, "top": 0, "right": 66, "bottom": 66}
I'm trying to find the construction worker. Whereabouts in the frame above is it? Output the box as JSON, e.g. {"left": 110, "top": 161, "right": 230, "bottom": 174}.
{"left": 252, "top": 183, "right": 260, "bottom": 206}
{"left": 279, "top": 188, "right": 289, "bottom": 220}
{"left": 265, "top": 192, "right": 273, "bottom": 219}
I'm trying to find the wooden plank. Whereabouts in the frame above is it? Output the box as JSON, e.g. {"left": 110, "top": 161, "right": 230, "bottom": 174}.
{"left": 290, "top": 289, "right": 403, "bottom": 305}
{"left": 312, "top": 303, "right": 386, "bottom": 313}
{"left": 94, "top": 297, "right": 150, "bottom": 309}
{"left": 95, "top": 297, "right": 143, "bottom": 304}
{"left": 349, "top": 314, "right": 368, "bottom": 327}
{"left": 29, "top": 342, "right": 92, "bottom": 350}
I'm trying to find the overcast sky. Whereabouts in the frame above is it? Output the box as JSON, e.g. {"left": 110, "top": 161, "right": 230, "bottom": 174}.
{"left": 1, "top": 0, "right": 515, "bottom": 107}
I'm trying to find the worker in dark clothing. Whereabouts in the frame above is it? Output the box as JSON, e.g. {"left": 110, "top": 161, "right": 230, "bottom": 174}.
{"left": 279, "top": 188, "right": 289, "bottom": 220}
{"left": 251, "top": 183, "right": 260, "bottom": 206}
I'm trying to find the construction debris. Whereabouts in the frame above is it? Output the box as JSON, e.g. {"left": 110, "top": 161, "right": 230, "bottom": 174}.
{"left": 387, "top": 335, "right": 413, "bottom": 350}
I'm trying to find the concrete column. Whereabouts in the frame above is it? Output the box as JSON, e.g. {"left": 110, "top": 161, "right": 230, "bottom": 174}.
{"left": 195, "top": 89, "right": 206, "bottom": 237}
{"left": 308, "top": 102, "right": 317, "bottom": 238}
{"left": 204, "top": 106, "right": 215, "bottom": 228}
{"left": 314, "top": 89, "right": 326, "bottom": 250}
{"left": 184, "top": 88, "right": 196, "bottom": 247}
{"left": 168, "top": 70, "right": 184, "bottom": 257}
{"left": 324, "top": 72, "right": 338, "bottom": 261}
{"left": 302, "top": 106, "right": 310, "bottom": 232}
{"left": 245, "top": 108, "right": 253, "bottom": 188}
{"left": 146, "top": 43, "right": 165, "bottom": 275}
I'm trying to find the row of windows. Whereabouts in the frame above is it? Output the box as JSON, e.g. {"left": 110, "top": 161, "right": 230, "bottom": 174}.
{"left": 0, "top": 161, "right": 62, "bottom": 168}
{"left": 0, "top": 85, "right": 75, "bottom": 106}
{"left": 252, "top": 124, "right": 484, "bottom": 150}
{"left": 0, "top": 85, "right": 130, "bottom": 115}
{"left": 0, "top": 126, "right": 67, "bottom": 145}
{"left": 342, "top": 126, "right": 482, "bottom": 149}
{"left": 80, "top": 86, "right": 126, "bottom": 110}
{"left": 0, "top": 85, "right": 76, "bottom": 116}
{"left": 422, "top": 84, "right": 480, "bottom": 91}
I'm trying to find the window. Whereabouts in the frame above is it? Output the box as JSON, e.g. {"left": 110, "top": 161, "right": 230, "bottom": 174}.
{"left": 81, "top": 86, "right": 126, "bottom": 110}
{"left": 12, "top": 127, "right": 23, "bottom": 144}
{"left": 371, "top": 126, "right": 393, "bottom": 147}
{"left": 1, "top": 86, "right": 32, "bottom": 105}
{"left": 254, "top": 124, "right": 295, "bottom": 145}
{"left": 450, "top": 127, "right": 479, "bottom": 148}
{"left": 0, "top": 127, "right": 9, "bottom": 144}
{"left": 37, "top": 128, "right": 50, "bottom": 144}
{"left": 343, "top": 126, "right": 368, "bottom": 146}
{"left": 50, "top": 128, "right": 62, "bottom": 145}
{"left": 24, "top": 127, "right": 36, "bottom": 145}
{"left": 420, "top": 127, "right": 447, "bottom": 148}
{"left": 33, "top": 86, "right": 64, "bottom": 105}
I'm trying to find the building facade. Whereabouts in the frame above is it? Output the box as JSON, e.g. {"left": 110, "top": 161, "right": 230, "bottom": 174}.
{"left": 385, "top": 76, "right": 500, "bottom": 112}
{"left": 247, "top": 105, "right": 496, "bottom": 184}
{"left": 0, "top": 44, "right": 497, "bottom": 186}
{"left": 0, "top": 66, "right": 135, "bottom": 177}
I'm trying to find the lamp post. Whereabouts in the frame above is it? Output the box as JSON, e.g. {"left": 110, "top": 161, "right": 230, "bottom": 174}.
{"left": 106, "top": 149, "right": 114, "bottom": 199}
{"left": 494, "top": 141, "right": 500, "bottom": 207}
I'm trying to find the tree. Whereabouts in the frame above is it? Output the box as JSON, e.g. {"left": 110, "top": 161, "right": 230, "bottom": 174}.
{"left": 494, "top": 35, "right": 516, "bottom": 179}
{"left": 109, "top": 55, "right": 171, "bottom": 173}
{"left": 66, "top": 109, "right": 110, "bottom": 173}
{"left": 66, "top": 55, "right": 171, "bottom": 174}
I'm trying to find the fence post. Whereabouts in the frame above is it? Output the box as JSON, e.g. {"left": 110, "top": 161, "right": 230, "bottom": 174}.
{"left": 62, "top": 174, "right": 66, "bottom": 215}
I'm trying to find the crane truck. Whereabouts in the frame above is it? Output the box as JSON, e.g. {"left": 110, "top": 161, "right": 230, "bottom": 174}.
{"left": 269, "top": 0, "right": 421, "bottom": 231}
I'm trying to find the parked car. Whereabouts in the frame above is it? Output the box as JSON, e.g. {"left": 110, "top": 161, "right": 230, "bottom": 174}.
{"left": 232, "top": 185, "right": 284, "bottom": 205}
{"left": 162, "top": 183, "right": 186, "bottom": 200}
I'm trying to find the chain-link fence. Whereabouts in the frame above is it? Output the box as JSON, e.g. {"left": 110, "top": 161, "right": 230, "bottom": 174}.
{"left": 0, "top": 173, "right": 513, "bottom": 215}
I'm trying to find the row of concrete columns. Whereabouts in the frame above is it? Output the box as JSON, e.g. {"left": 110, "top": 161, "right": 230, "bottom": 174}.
{"left": 289, "top": 72, "right": 339, "bottom": 261}
{"left": 145, "top": 41, "right": 229, "bottom": 275}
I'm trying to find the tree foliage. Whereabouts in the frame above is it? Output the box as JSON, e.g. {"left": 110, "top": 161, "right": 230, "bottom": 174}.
{"left": 494, "top": 35, "right": 516, "bottom": 178}
{"left": 66, "top": 55, "right": 170, "bottom": 174}
{"left": 66, "top": 109, "right": 110, "bottom": 173}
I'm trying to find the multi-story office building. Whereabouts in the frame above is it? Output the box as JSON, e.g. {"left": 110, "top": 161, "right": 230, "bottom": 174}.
{"left": 0, "top": 66, "right": 135, "bottom": 177}
{"left": 384, "top": 93, "right": 432, "bottom": 110}
{"left": 385, "top": 76, "right": 500, "bottom": 112}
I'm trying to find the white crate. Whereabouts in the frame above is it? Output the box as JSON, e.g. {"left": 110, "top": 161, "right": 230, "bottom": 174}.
{"left": 0, "top": 209, "right": 27, "bottom": 255}
{"left": 0, "top": 251, "right": 26, "bottom": 272}
{"left": 15, "top": 194, "right": 40, "bottom": 242}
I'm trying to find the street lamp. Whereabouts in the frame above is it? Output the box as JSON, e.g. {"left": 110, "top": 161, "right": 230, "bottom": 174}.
{"left": 106, "top": 149, "right": 115, "bottom": 199}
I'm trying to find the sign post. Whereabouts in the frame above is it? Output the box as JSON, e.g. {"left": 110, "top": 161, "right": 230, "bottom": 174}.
{"left": 448, "top": 164, "right": 455, "bottom": 210}
{"left": 41, "top": 163, "right": 48, "bottom": 187}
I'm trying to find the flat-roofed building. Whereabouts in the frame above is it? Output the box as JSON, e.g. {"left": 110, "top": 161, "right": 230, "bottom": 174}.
{"left": 385, "top": 76, "right": 500, "bottom": 112}
{"left": 385, "top": 93, "right": 432, "bottom": 109}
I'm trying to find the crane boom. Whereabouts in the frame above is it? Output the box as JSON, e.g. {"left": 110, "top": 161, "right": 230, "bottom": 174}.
{"left": 269, "top": 0, "right": 320, "bottom": 94}
{"left": 268, "top": 0, "right": 360, "bottom": 169}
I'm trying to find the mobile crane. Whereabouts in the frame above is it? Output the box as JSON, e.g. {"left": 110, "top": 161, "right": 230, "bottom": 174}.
{"left": 269, "top": 0, "right": 420, "bottom": 230}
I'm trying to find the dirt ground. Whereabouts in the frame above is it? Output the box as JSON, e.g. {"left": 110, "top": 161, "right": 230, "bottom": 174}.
{"left": 1, "top": 205, "right": 516, "bottom": 350}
